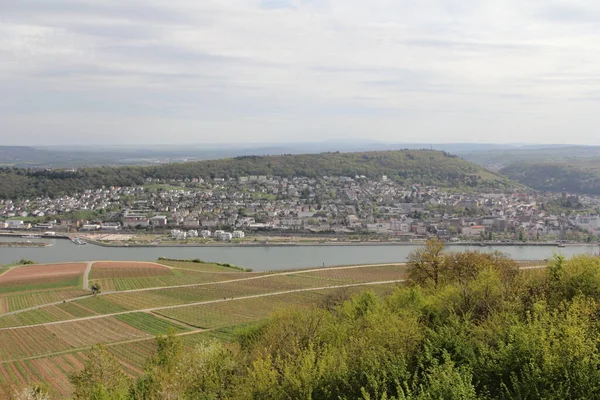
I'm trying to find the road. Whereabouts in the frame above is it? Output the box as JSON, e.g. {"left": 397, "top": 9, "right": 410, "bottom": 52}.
{"left": 82, "top": 261, "right": 93, "bottom": 290}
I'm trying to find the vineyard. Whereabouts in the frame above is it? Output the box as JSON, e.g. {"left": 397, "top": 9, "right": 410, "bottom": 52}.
{"left": 89, "top": 261, "right": 248, "bottom": 291}
{"left": 0, "top": 259, "right": 406, "bottom": 398}
{"left": 114, "top": 312, "right": 190, "bottom": 335}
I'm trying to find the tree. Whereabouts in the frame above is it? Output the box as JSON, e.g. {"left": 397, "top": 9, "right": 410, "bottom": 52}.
{"left": 133, "top": 332, "right": 236, "bottom": 400}
{"left": 91, "top": 283, "right": 101, "bottom": 295}
{"left": 70, "top": 345, "right": 130, "bottom": 400}
{"left": 11, "top": 383, "right": 51, "bottom": 400}
{"left": 407, "top": 238, "right": 445, "bottom": 288}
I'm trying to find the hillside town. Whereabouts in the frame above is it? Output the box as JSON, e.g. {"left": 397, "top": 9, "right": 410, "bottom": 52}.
{"left": 2, "top": 175, "right": 600, "bottom": 243}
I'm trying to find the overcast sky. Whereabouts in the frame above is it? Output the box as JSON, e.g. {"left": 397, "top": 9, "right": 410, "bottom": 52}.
{"left": 1, "top": 0, "right": 600, "bottom": 145}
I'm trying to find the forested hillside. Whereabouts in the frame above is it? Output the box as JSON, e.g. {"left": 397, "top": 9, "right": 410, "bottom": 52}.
{"left": 500, "top": 161, "right": 600, "bottom": 195}
{"left": 26, "top": 246, "right": 600, "bottom": 399}
{"left": 0, "top": 150, "right": 515, "bottom": 199}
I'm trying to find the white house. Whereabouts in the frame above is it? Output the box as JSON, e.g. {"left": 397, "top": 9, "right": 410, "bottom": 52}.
{"left": 170, "top": 230, "right": 187, "bottom": 240}
{"left": 187, "top": 230, "right": 199, "bottom": 238}
{"left": 200, "top": 230, "right": 212, "bottom": 238}
{"left": 232, "top": 230, "right": 245, "bottom": 239}
{"left": 216, "top": 232, "right": 233, "bottom": 241}
{"left": 7, "top": 220, "right": 26, "bottom": 229}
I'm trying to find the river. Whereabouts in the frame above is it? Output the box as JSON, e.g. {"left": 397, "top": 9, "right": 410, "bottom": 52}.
{"left": 1, "top": 237, "right": 598, "bottom": 271}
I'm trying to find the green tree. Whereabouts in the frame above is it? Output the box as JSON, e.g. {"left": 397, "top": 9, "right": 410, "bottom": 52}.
{"left": 70, "top": 345, "right": 130, "bottom": 400}
{"left": 407, "top": 239, "right": 445, "bottom": 288}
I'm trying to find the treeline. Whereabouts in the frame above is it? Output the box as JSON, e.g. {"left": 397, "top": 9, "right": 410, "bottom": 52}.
{"left": 0, "top": 150, "right": 514, "bottom": 199}
{"left": 19, "top": 245, "right": 600, "bottom": 399}
{"left": 501, "top": 161, "right": 600, "bottom": 195}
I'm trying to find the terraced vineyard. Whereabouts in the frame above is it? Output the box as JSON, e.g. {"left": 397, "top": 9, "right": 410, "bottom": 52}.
{"left": 89, "top": 261, "right": 252, "bottom": 291}
{"left": 0, "top": 263, "right": 88, "bottom": 313}
{"left": 0, "top": 259, "right": 406, "bottom": 398}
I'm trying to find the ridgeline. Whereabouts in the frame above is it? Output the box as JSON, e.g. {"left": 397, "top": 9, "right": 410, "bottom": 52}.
{"left": 500, "top": 161, "right": 600, "bottom": 195}
{"left": 0, "top": 150, "right": 516, "bottom": 199}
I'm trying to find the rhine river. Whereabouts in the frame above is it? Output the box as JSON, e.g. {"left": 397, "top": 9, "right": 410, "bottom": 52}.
{"left": 1, "top": 237, "right": 598, "bottom": 271}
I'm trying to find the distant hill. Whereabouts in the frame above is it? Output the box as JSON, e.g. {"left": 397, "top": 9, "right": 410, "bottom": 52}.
{"left": 1, "top": 142, "right": 587, "bottom": 169}
{"left": 0, "top": 150, "right": 517, "bottom": 199}
{"left": 460, "top": 145, "right": 600, "bottom": 171}
{"left": 500, "top": 161, "right": 600, "bottom": 195}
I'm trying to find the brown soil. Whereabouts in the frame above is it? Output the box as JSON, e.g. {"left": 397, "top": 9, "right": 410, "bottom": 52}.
{"left": 0, "top": 264, "right": 86, "bottom": 284}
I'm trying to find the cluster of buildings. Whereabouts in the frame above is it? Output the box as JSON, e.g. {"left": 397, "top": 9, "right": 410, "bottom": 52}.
{"left": 169, "top": 229, "right": 245, "bottom": 241}
{"left": 2, "top": 175, "right": 600, "bottom": 241}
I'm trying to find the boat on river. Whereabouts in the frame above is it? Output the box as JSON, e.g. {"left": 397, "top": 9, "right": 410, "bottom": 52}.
{"left": 71, "top": 237, "right": 87, "bottom": 245}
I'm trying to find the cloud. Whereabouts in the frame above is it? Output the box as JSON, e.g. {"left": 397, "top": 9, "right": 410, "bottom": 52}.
{"left": 1, "top": 0, "right": 600, "bottom": 145}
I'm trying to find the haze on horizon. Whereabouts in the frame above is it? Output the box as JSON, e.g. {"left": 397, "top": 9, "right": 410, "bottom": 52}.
{"left": 1, "top": 0, "right": 600, "bottom": 146}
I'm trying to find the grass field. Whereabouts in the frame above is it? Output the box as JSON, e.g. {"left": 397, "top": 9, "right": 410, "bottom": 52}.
{"left": 0, "top": 260, "right": 406, "bottom": 398}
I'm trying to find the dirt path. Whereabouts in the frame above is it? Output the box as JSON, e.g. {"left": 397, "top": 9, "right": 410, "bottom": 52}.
{"left": 82, "top": 261, "right": 93, "bottom": 290}
{"left": 0, "top": 279, "right": 405, "bottom": 331}
{"left": 0, "top": 267, "right": 14, "bottom": 278}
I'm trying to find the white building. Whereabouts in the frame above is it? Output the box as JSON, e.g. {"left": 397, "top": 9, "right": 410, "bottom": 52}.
{"left": 200, "top": 230, "right": 212, "bottom": 238}
{"left": 170, "top": 230, "right": 187, "bottom": 240}
{"left": 81, "top": 224, "right": 101, "bottom": 231}
{"left": 232, "top": 230, "right": 245, "bottom": 239}
{"left": 7, "top": 220, "right": 25, "bottom": 229}
{"left": 216, "top": 232, "right": 233, "bottom": 241}
{"left": 187, "top": 230, "right": 199, "bottom": 238}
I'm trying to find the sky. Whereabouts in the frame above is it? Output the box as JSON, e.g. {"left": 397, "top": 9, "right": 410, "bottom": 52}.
{"left": 1, "top": 0, "right": 600, "bottom": 146}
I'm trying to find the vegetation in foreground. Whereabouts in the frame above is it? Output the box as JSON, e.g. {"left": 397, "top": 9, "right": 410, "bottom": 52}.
{"left": 15, "top": 241, "right": 600, "bottom": 399}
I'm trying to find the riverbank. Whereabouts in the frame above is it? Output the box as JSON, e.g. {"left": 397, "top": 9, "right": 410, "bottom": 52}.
{"left": 0, "top": 241, "right": 51, "bottom": 248}
{"left": 2, "top": 230, "right": 597, "bottom": 248}
{"left": 82, "top": 238, "right": 575, "bottom": 248}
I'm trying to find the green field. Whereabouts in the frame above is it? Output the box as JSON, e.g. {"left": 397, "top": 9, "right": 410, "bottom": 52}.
{"left": 0, "top": 275, "right": 82, "bottom": 295}
{"left": 115, "top": 312, "right": 190, "bottom": 335}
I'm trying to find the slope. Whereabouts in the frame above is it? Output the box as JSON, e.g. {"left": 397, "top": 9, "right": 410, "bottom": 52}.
{"left": 0, "top": 150, "right": 517, "bottom": 199}
{"left": 500, "top": 161, "right": 600, "bottom": 195}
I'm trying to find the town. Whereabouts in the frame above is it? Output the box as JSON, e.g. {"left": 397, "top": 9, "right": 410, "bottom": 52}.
{"left": 1, "top": 175, "right": 600, "bottom": 245}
